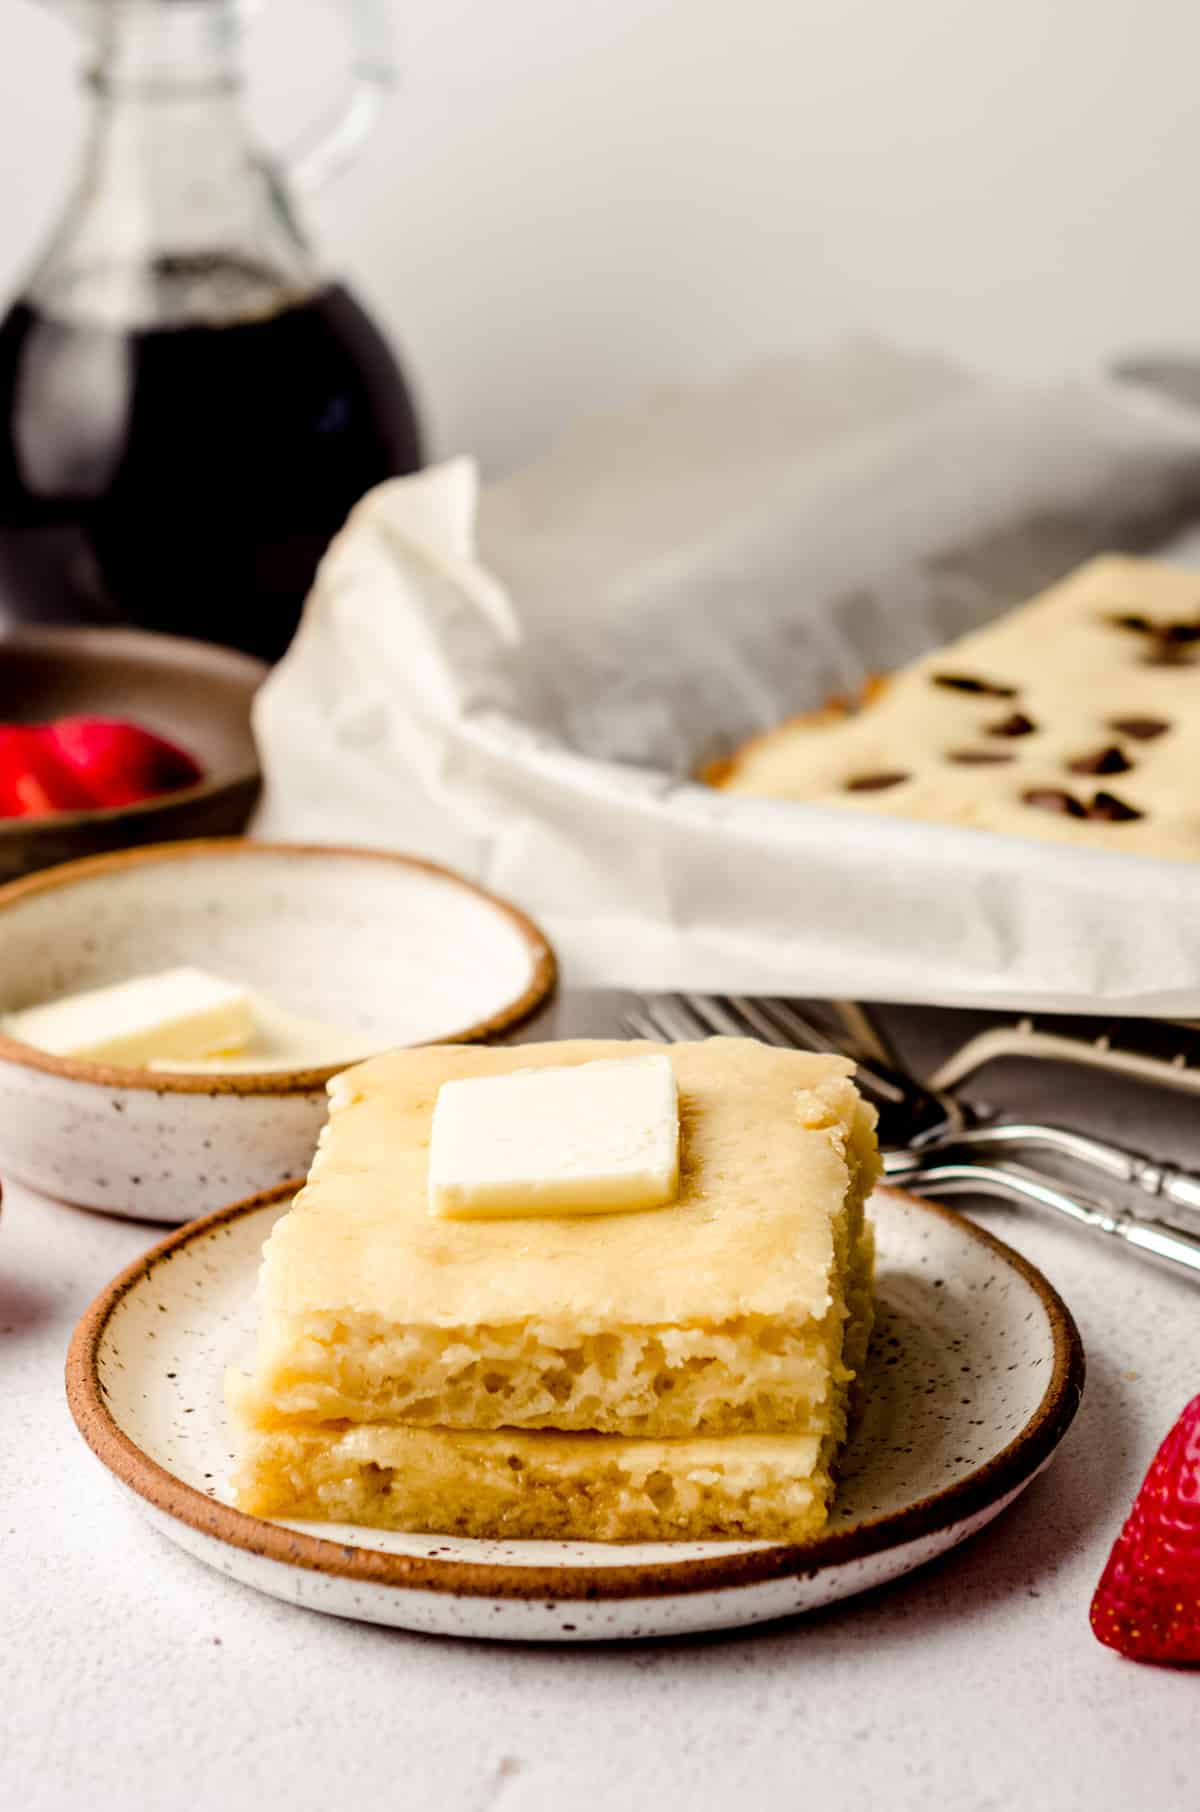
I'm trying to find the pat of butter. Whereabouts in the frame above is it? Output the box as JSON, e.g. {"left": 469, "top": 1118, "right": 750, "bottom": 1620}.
{"left": 428, "top": 1053, "right": 680, "bottom": 1220}
{"left": 3, "top": 967, "right": 255, "bottom": 1066}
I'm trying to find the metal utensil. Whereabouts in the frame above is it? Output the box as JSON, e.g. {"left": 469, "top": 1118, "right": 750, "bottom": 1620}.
{"left": 924, "top": 1013, "right": 1200, "bottom": 1100}
{"left": 881, "top": 1157, "right": 1200, "bottom": 1281}
{"left": 623, "top": 993, "right": 1200, "bottom": 1220}
{"left": 622, "top": 993, "right": 1200, "bottom": 1283}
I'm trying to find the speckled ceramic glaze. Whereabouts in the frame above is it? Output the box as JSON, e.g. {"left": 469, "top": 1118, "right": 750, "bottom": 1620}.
{"left": 66, "top": 1184, "right": 1084, "bottom": 1641}
{"left": 0, "top": 842, "right": 555, "bottom": 1220}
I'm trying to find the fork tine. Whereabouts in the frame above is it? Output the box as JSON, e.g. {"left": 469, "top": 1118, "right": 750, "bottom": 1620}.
{"left": 622, "top": 995, "right": 711, "bottom": 1044}
{"left": 657, "top": 994, "right": 719, "bottom": 1042}
{"left": 702, "top": 994, "right": 796, "bottom": 1047}
{"left": 679, "top": 993, "right": 780, "bottom": 1042}
{"left": 738, "top": 997, "right": 911, "bottom": 1106}
{"left": 631, "top": 992, "right": 847, "bottom": 1055}
{"left": 621, "top": 1004, "right": 670, "bottom": 1041}
{"left": 830, "top": 1000, "right": 903, "bottom": 1071}
{"left": 741, "top": 996, "right": 845, "bottom": 1055}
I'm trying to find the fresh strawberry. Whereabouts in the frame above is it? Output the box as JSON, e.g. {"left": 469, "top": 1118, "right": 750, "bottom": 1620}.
{"left": 0, "top": 717, "right": 204, "bottom": 820}
{"left": 44, "top": 716, "right": 203, "bottom": 809}
{"left": 0, "top": 725, "right": 94, "bottom": 819}
{"left": 1090, "top": 1392, "right": 1200, "bottom": 1665}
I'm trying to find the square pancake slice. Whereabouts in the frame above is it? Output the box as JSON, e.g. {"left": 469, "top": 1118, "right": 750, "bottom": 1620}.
{"left": 231, "top": 1038, "right": 879, "bottom": 1443}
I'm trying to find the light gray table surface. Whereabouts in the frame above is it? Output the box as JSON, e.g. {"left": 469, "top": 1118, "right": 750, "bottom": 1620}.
{"left": 4, "top": 991, "right": 1197, "bottom": 1812}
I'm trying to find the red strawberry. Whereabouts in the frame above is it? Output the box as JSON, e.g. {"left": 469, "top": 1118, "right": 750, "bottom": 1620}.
{"left": 0, "top": 725, "right": 94, "bottom": 819}
{"left": 1090, "top": 1392, "right": 1200, "bottom": 1665}
{"left": 45, "top": 717, "right": 203, "bottom": 809}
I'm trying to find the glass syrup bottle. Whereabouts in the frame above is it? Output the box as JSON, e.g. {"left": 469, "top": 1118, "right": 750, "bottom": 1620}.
{"left": 0, "top": 0, "right": 423, "bottom": 660}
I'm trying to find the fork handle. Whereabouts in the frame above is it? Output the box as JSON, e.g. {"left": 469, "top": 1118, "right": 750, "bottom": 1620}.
{"left": 890, "top": 1158, "right": 1200, "bottom": 1282}
{"left": 920, "top": 1123, "right": 1200, "bottom": 1221}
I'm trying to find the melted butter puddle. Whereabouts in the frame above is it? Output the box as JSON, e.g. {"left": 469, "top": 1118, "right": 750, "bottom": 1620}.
{"left": 149, "top": 993, "right": 382, "bottom": 1075}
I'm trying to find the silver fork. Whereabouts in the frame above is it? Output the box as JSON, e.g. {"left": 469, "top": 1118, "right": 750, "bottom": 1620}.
{"left": 622, "top": 992, "right": 1200, "bottom": 1283}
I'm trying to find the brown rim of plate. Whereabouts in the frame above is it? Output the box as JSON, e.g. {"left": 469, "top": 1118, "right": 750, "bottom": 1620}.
{"left": 0, "top": 840, "right": 557, "bottom": 1095}
{"left": 65, "top": 1182, "right": 1085, "bottom": 1604}
{"left": 0, "top": 627, "right": 265, "bottom": 833}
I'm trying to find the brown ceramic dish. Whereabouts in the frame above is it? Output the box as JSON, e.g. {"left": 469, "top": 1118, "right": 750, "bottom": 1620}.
{"left": 0, "top": 627, "right": 265, "bottom": 881}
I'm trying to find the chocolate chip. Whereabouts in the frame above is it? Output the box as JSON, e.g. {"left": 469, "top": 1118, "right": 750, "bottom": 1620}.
{"left": 932, "top": 673, "right": 1018, "bottom": 698}
{"left": 1022, "top": 788, "right": 1086, "bottom": 818}
{"left": 1106, "top": 608, "right": 1200, "bottom": 660}
{"left": 845, "top": 771, "right": 909, "bottom": 792}
{"left": 987, "top": 711, "right": 1036, "bottom": 738}
{"left": 1109, "top": 716, "right": 1169, "bottom": 741}
{"left": 1143, "top": 640, "right": 1195, "bottom": 667}
{"left": 1112, "top": 612, "right": 1200, "bottom": 663}
{"left": 1108, "top": 612, "right": 1155, "bottom": 634}
{"left": 946, "top": 750, "right": 1015, "bottom": 765}
{"left": 1088, "top": 790, "right": 1144, "bottom": 822}
{"left": 1067, "top": 745, "right": 1132, "bottom": 776}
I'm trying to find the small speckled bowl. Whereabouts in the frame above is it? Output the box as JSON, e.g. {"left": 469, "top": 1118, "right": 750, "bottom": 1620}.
{"left": 0, "top": 840, "right": 555, "bottom": 1221}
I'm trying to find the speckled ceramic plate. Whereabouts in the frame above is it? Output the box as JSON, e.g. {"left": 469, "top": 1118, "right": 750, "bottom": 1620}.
{"left": 66, "top": 1183, "right": 1084, "bottom": 1641}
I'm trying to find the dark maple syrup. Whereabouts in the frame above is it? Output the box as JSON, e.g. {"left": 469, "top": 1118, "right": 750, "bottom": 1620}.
{"left": 0, "top": 274, "right": 422, "bottom": 660}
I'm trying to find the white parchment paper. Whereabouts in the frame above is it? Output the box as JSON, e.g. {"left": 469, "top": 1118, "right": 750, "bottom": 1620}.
{"left": 253, "top": 346, "right": 1200, "bottom": 1013}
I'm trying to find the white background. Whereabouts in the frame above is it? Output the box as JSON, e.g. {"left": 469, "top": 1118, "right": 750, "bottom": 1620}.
{"left": 4, "top": 0, "right": 1200, "bottom": 472}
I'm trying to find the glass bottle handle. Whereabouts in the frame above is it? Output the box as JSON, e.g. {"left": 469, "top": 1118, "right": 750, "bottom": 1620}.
{"left": 280, "top": 0, "right": 397, "bottom": 195}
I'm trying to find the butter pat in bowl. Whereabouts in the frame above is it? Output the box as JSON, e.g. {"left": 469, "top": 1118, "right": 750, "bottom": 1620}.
{"left": 3, "top": 967, "right": 256, "bottom": 1066}
{"left": 0, "top": 841, "right": 555, "bottom": 1221}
